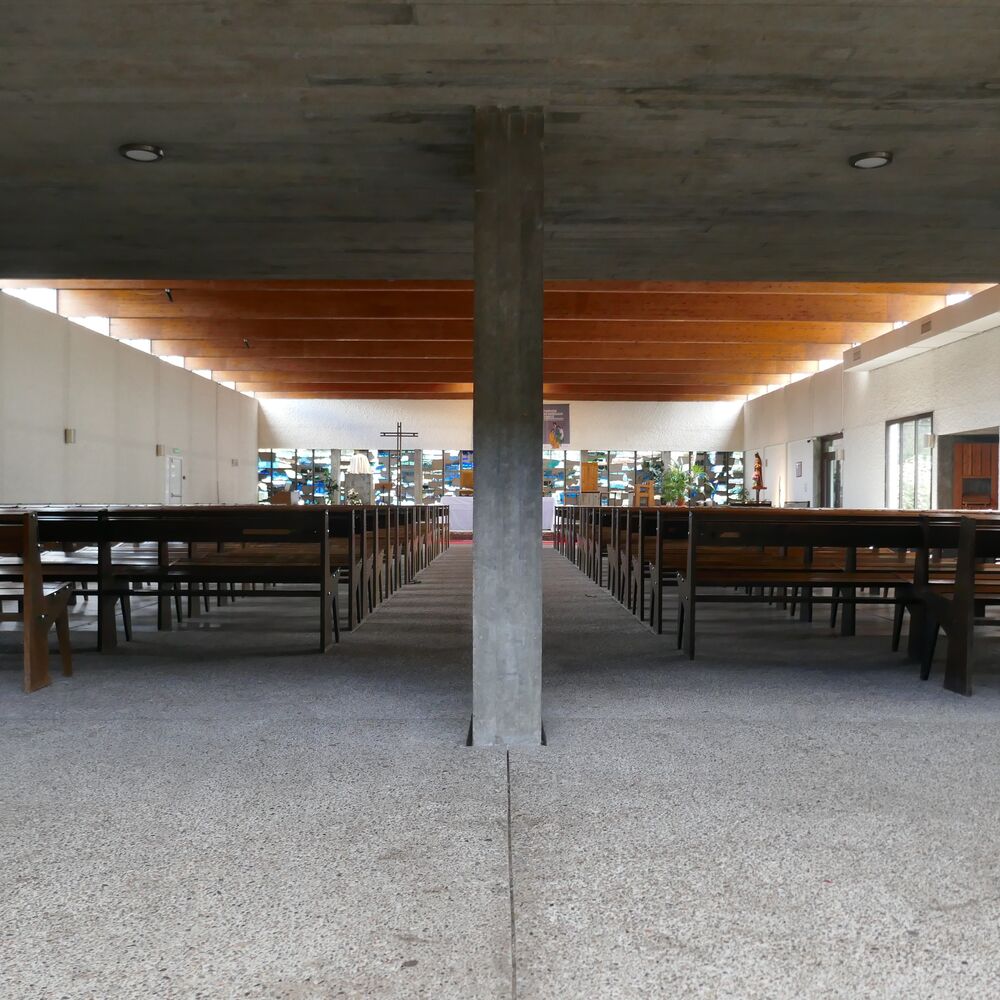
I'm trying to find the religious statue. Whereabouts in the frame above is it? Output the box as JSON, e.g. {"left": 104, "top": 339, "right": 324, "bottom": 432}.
{"left": 751, "top": 452, "right": 766, "bottom": 503}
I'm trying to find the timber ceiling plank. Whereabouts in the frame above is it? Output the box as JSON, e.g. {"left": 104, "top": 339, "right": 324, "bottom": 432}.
{"left": 16, "top": 277, "right": 993, "bottom": 401}
{"left": 115, "top": 318, "right": 885, "bottom": 345}
{"left": 59, "top": 287, "right": 946, "bottom": 324}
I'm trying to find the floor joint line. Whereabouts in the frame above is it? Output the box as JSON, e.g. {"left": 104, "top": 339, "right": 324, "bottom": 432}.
{"left": 506, "top": 748, "right": 518, "bottom": 1000}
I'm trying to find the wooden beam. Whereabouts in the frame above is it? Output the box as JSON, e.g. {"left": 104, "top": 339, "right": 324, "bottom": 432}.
{"left": 241, "top": 381, "right": 476, "bottom": 394}
{"left": 189, "top": 361, "right": 814, "bottom": 382}
{"left": 208, "top": 371, "right": 474, "bottom": 384}
{"left": 203, "top": 358, "right": 815, "bottom": 377}
{"left": 542, "top": 342, "right": 846, "bottom": 361}
{"left": 115, "top": 318, "right": 474, "bottom": 342}
{"left": 117, "top": 318, "right": 885, "bottom": 345}
{"left": 251, "top": 391, "right": 747, "bottom": 401}
{"left": 222, "top": 371, "right": 785, "bottom": 388}
{"left": 175, "top": 341, "right": 842, "bottom": 370}
{"left": 59, "top": 288, "right": 945, "bottom": 324}
{"left": 240, "top": 381, "right": 764, "bottom": 396}
{"left": 9, "top": 277, "right": 990, "bottom": 296}
{"left": 179, "top": 343, "right": 474, "bottom": 365}
{"left": 254, "top": 391, "right": 475, "bottom": 400}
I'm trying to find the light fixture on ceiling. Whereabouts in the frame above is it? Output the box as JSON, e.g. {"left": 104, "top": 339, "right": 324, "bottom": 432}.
{"left": 119, "top": 142, "right": 164, "bottom": 163}
{"left": 848, "top": 150, "right": 893, "bottom": 170}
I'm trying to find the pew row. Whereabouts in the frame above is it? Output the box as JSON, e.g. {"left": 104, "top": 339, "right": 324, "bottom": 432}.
{"left": 0, "top": 505, "right": 449, "bottom": 675}
{"left": 555, "top": 504, "right": 1000, "bottom": 695}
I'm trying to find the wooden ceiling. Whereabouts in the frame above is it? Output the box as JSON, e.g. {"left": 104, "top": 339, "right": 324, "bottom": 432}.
{"left": 4, "top": 279, "right": 991, "bottom": 401}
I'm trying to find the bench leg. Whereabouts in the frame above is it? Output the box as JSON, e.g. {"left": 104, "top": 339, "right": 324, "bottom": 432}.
{"left": 158, "top": 585, "right": 173, "bottom": 631}
{"left": 906, "top": 603, "right": 927, "bottom": 662}
{"left": 799, "top": 586, "right": 813, "bottom": 623}
{"left": 942, "top": 612, "right": 974, "bottom": 697}
{"left": 56, "top": 611, "right": 73, "bottom": 677}
{"left": 320, "top": 589, "right": 333, "bottom": 653}
{"left": 120, "top": 593, "right": 133, "bottom": 642}
{"left": 840, "top": 586, "right": 856, "bottom": 637}
{"left": 920, "top": 616, "right": 939, "bottom": 681}
{"left": 891, "top": 599, "right": 906, "bottom": 652}
{"left": 97, "top": 588, "right": 118, "bottom": 651}
{"left": 684, "top": 596, "right": 696, "bottom": 659}
{"left": 23, "top": 619, "right": 52, "bottom": 693}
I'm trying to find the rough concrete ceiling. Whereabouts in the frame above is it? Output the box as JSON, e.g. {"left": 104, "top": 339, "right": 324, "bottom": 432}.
{"left": 2, "top": 2, "right": 999, "bottom": 280}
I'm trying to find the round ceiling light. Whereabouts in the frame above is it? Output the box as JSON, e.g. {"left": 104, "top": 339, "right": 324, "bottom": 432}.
{"left": 119, "top": 143, "right": 164, "bottom": 163}
{"left": 848, "top": 150, "right": 893, "bottom": 170}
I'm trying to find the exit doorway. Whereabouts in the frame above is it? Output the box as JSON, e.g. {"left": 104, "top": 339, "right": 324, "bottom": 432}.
{"left": 937, "top": 430, "right": 999, "bottom": 509}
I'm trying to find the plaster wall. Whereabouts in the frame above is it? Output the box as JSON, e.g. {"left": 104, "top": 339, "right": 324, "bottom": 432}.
{"left": 0, "top": 294, "right": 258, "bottom": 504}
{"left": 743, "top": 325, "right": 1000, "bottom": 508}
{"left": 258, "top": 397, "right": 743, "bottom": 452}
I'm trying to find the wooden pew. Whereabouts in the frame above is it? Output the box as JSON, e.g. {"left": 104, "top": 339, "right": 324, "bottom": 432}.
{"left": 638, "top": 508, "right": 690, "bottom": 630}
{"left": 677, "top": 508, "right": 927, "bottom": 659}
{"left": 0, "top": 506, "right": 137, "bottom": 650}
{"left": 103, "top": 506, "right": 341, "bottom": 651}
{"left": 905, "top": 514, "right": 1000, "bottom": 695}
{"left": 4, "top": 503, "right": 449, "bottom": 653}
{"left": 0, "top": 512, "right": 74, "bottom": 692}
{"left": 556, "top": 503, "right": 1000, "bottom": 693}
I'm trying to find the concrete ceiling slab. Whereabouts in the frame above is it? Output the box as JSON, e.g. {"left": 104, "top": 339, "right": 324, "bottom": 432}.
{"left": 2, "top": 2, "right": 999, "bottom": 280}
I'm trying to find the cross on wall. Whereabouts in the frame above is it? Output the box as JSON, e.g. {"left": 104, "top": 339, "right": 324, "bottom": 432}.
{"left": 378, "top": 421, "right": 420, "bottom": 504}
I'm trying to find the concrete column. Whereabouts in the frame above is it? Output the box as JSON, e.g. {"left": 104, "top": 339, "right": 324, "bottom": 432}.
{"left": 472, "top": 106, "right": 544, "bottom": 747}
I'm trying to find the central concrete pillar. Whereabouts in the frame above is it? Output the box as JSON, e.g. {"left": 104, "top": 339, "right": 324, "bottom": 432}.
{"left": 472, "top": 106, "right": 544, "bottom": 746}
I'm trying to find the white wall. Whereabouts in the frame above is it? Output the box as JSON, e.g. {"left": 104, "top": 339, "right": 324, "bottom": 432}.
{"left": 743, "top": 324, "right": 1000, "bottom": 508}
{"left": 0, "top": 294, "right": 259, "bottom": 504}
{"left": 258, "top": 397, "right": 743, "bottom": 452}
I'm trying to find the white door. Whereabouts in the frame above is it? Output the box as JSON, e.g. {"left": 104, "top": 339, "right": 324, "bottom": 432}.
{"left": 167, "top": 456, "right": 184, "bottom": 504}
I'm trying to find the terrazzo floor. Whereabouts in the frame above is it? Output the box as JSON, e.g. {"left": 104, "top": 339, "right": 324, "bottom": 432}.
{"left": 3, "top": 545, "right": 999, "bottom": 999}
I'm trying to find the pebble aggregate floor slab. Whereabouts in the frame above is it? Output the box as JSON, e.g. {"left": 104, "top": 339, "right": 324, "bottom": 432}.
{"left": 3, "top": 545, "right": 999, "bottom": 998}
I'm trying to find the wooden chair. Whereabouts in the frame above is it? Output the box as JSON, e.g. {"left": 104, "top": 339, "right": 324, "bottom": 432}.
{"left": 0, "top": 512, "right": 73, "bottom": 692}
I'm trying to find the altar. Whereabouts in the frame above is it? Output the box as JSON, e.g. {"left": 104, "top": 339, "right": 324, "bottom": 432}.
{"left": 442, "top": 495, "right": 555, "bottom": 532}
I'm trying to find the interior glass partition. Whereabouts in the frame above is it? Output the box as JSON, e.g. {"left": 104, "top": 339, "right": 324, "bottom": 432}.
{"left": 542, "top": 450, "right": 565, "bottom": 498}
{"left": 422, "top": 449, "right": 443, "bottom": 501}
{"left": 609, "top": 450, "right": 636, "bottom": 503}
{"left": 256, "top": 446, "right": 746, "bottom": 505}
{"left": 563, "top": 450, "right": 582, "bottom": 501}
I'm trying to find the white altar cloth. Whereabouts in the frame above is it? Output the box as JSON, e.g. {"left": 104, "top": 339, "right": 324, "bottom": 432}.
{"left": 442, "top": 496, "right": 555, "bottom": 532}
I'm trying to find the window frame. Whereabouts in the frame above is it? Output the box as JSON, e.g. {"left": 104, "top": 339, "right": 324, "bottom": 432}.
{"left": 819, "top": 433, "right": 844, "bottom": 508}
{"left": 885, "top": 413, "right": 934, "bottom": 510}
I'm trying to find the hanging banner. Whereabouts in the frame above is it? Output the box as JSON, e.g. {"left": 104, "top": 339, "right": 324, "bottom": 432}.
{"left": 543, "top": 404, "right": 570, "bottom": 449}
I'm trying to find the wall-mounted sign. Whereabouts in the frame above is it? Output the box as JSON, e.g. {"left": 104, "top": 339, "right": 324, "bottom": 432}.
{"left": 543, "top": 404, "right": 570, "bottom": 449}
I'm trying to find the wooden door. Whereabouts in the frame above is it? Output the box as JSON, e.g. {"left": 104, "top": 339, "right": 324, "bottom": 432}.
{"left": 952, "top": 442, "right": 998, "bottom": 509}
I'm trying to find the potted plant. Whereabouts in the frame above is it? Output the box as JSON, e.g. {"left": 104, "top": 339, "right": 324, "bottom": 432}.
{"left": 661, "top": 462, "right": 690, "bottom": 505}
